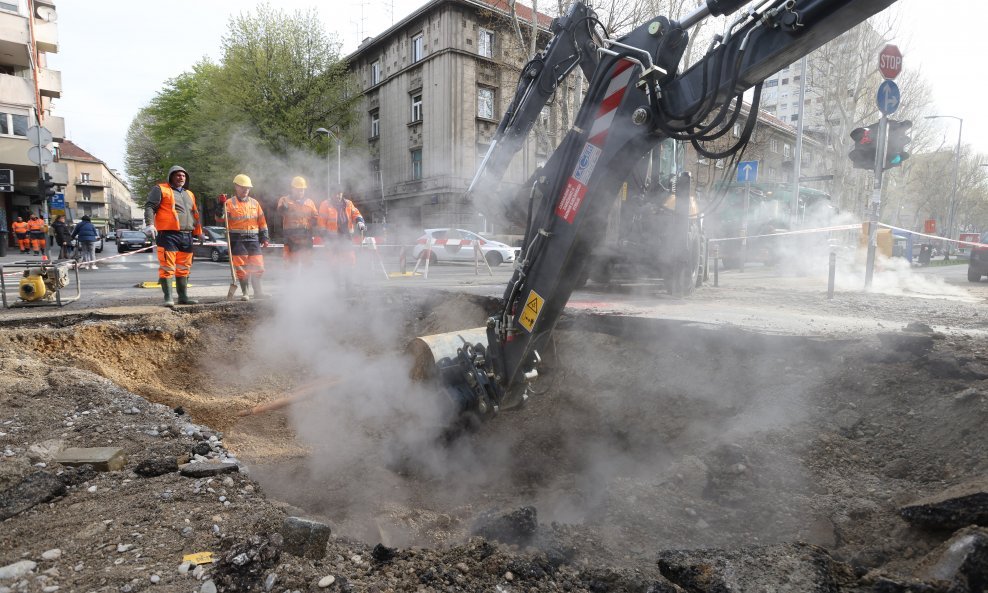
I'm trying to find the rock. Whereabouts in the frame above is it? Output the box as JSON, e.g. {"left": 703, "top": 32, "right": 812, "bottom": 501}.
{"left": 0, "top": 560, "right": 37, "bottom": 580}
{"left": 212, "top": 533, "right": 283, "bottom": 592}
{"left": 878, "top": 331, "right": 934, "bottom": 356}
{"left": 134, "top": 458, "right": 179, "bottom": 478}
{"left": 372, "top": 543, "right": 397, "bottom": 563}
{"left": 179, "top": 462, "right": 239, "bottom": 478}
{"left": 658, "top": 542, "right": 841, "bottom": 592}
{"left": 834, "top": 409, "right": 863, "bottom": 432}
{"left": 318, "top": 575, "right": 336, "bottom": 588}
{"left": 117, "top": 544, "right": 134, "bottom": 553}
{"left": 922, "top": 526, "right": 988, "bottom": 590}
{"left": 150, "top": 574, "right": 160, "bottom": 584}
{"left": 26, "top": 440, "right": 64, "bottom": 463}
{"left": 54, "top": 447, "right": 126, "bottom": 472}
{"left": 904, "top": 321, "right": 934, "bottom": 334}
{"left": 900, "top": 478, "right": 988, "bottom": 531}
{"left": 87, "top": 485, "right": 97, "bottom": 493}
{"left": 56, "top": 465, "right": 97, "bottom": 487}
{"left": 192, "top": 442, "right": 212, "bottom": 456}
{"left": 0, "top": 471, "right": 67, "bottom": 521}
{"left": 178, "top": 562, "right": 191, "bottom": 574}
{"left": 264, "top": 573, "right": 278, "bottom": 591}
{"left": 953, "top": 388, "right": 983, "bottom": 404}
{"left": 40, "top": 549, "right": 61, "bottom": 561}
{"left": 281, "top": 517, "right": 331, "bottom": 560}
{"left": 200, "top": 580, "right": 217, "bottom": 593}
{"left": 470, "top": 506, "right": 538, "bottom": 546}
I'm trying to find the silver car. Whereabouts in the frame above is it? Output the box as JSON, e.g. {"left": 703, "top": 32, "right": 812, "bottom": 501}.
{"left": 412, "top": 228, "right": 516, "bottom": 266}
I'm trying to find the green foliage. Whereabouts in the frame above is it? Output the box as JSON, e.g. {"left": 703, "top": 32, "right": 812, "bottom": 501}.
{"left": 123, "top": 3, "right": 357, "bottom": 203}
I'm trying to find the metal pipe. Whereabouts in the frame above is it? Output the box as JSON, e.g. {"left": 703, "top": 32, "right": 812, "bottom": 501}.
{"left": 827, "top": 251, "right": 835, "bottom": 299}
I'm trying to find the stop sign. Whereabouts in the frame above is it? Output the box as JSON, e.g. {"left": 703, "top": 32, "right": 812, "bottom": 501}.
{"left": 879, "top": 44, "right": 902, "bottom": 79}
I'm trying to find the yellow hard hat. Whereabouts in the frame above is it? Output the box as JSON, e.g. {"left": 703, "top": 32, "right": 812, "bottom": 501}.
{"left": 233, "top": 174, "right": 253, "bottom": 188}
{"left": 291, "top": 176, "right": 307, "bottom": 189}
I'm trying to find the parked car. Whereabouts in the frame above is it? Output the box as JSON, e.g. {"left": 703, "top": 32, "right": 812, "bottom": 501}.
{"left": 967, "top": 232, "right": 988, "bottom": 282}
{"left": 116, "top": 230, "right": 152, "bottom": 253}
{"left": 192, "top": 226, "right": 229, "bottom": 262}
{"left": 411, "top": 228, "right": 517, "bottom": 267}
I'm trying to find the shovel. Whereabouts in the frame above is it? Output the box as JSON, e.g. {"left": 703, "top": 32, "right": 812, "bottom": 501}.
{"left": 220, "top": 195, "right": 239, "bottom": 299}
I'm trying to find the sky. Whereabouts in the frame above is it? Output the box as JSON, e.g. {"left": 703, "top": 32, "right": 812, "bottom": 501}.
{"left": 46, "top": 0, "right": 987, "bottom": 179}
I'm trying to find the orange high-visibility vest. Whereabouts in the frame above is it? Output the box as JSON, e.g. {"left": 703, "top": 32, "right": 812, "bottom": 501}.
{"left": 319, "top": 199, "right": 362, "bottom": 234}
{"left": 154, "top": 184, "right": 201, "bottom": 233}
{"left": 225, "top": 197, "right": 268, "bottom": 234}
{"left": 26, "top": 218, "right": 45, "bottom": 233}
{"left": 11, "top": 221, "right": 27, "bottom": 234}
{"left": 279, "top": 197, "right": 318, "bottom": 231}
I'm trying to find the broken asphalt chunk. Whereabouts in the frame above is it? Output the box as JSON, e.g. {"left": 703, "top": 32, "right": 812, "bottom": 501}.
{"left": 134, "top": 457, "right": 179, "bottom": 478}
{"left": 470, "top": 506, "right": 539, "bottom": 546}
{"left": 900, "top": 478, "right": 988, "bottom": 531}
{"left": 54, "top": 446, "right": 127, "bottom": 472}
{"left": 281, "top": 516, "right": 331, "bottom": 559}
{"left": 0, "top": 471, "right": 66, "bottom": 521}
{"left": 179, "top": 461, "right": 239, "bottom": 478}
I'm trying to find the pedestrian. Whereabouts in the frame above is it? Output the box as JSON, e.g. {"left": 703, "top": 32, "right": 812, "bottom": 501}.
{"left": 11, "top": 216, "right": 29, "bottom": 254}
{"left": 318, "top": 191, "right": 366, "bottom": 268}
{"left": 226, "top": 174, "right": 269, "bottom": 300}
{"left": 51, "top": 214, "right": 72, "bottom": 259}
{"left": 144, "top": 165, "right": 204, "bottom": 306}
{"left": 276, "top": 176, "right": 318, "bottom": 267}
{"left": 71, "top": 215, "right": 100, "bottom": 269}
{"left": 26, "top": 213, "right": 47, "bottom": 256}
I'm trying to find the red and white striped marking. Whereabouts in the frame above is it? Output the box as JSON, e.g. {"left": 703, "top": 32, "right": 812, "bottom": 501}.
{"left": 556, "top": 59, "right": 636, "bottom": 224}
{"left": 416, "top": 237, "right": 486, "bottom": 247}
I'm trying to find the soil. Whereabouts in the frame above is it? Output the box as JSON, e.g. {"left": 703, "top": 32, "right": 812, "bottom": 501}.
{"left": 0, "top": 285, "right": 986, "bottom": 592}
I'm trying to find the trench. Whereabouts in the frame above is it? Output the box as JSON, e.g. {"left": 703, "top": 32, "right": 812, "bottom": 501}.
{"left": 10, "top": 290, "right": 984, "bottom": 570}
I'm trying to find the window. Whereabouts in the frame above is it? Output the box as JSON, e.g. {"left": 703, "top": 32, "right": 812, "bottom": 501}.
{"left": 371, "top": 60, "right": 381, "bottom": 85}
{"left": 0, "top": 2, "right": 16, "bottom": 14}
{"left": 477, "top": 87, "right": 494, "bottom": 119}
{"left": 770, "top": 138, "right": 779, "bottom": 153}
{"left": 412, "top": 33, "right": 424, "bottom": 62}
{"left": 539, "top": 106, "right": 550, "bottom": 128}
{"left": 784, "top": 143, "right": 791, "bottom": 158}
{"left": 81, "top": 188, "right": 91, "bottom": 201}
{"left": 0, "top": 110, "right": 28, "bottom": 137}
{"left": 765, "top": 79, "right": 778, "bottom": 87}
{"left": 478, "top": 28, "right": 494, "bottom": 58}
{"left": 411, "top": 93, "right": 423, "bottom": 122}
{"left": 782, "top": 78, "right": 789, "bottom": 85}
{"left": 370, "top": 110, "right": 380, "bottom": 138}
{"left": 790, "top": 114, "right": 799, "bottom": 122}
{"left": 411, "top": 149, "right": 423, "bottom": 180}
{"left": 81, "top": 172, "right": 90, "bottom": 182}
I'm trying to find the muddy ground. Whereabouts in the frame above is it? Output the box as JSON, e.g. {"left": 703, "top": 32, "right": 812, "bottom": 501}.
{"left": 1, "top": 286, "right": 987, "bottom": 592}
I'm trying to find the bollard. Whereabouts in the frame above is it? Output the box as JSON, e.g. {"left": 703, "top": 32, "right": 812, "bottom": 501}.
{"left": 827, "top": 251, "right": 836, "bottom": 299}
{"left": 713, "top": 244, "right": 719, "bottom": 287}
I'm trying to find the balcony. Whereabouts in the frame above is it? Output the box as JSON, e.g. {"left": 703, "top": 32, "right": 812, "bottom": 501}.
{"left": 0, "top": 135, "right": 33, "bottom": 166}
{"left": 45, "top": 115, "right": 63, "bottom": 140}
{"left": 0, "top": 72, "right": 34, "bottom": 104}
{"left": 75, "top": 195, "right": 107, "bottom": 205}
{"left": 38, "top": 67, "right": 60, "bottom": 98}
{"left": 76, "top": 176, "right": 109, "bottom": 187}
{"left": 0, "top": 11, "right": 29, "bottom": 59}
{"left": 34, "top": 21, "right": 57, "bottom": 53}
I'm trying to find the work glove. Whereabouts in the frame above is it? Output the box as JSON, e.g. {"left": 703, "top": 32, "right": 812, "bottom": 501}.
{"left": 261, "top": 240, "right": 270, "bottom": 248}
{"left": 218, "top": 194, "right": 228, "bottom": 205}
{"left": 143, "top": 225, "right": 157, "bottom": 240}
{"left": 357, "top": 221, "right": 366, "bottom": 232}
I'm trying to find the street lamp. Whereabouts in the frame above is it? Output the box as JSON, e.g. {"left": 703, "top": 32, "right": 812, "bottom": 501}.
{"left": 315, "top": 127, "right": 342, "bottom": 188}
{"left": 924, "top": 115, "right": 962, "bottom": 254}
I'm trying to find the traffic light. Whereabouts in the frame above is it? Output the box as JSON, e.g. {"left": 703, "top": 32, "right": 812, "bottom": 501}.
{"left": 848, "top": 126, "right": 877, "bottom": 170}
{"left": 885, "top": 119, "right": 912, "bottom": 169}
{"left": 38, "top": 173, "right": 56, "bottom": 199}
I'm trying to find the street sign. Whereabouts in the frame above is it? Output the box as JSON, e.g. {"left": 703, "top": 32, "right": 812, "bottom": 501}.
{"left": 26, "top": 125, "right": 52, "bottom": 146}
{"left": 879, "top": 44, "right": 902, "bottom": 80}
{"left": 877, "top": 80, "right": 900, "bottom": 115}
{"left": 737, "top": 160, "right": 758, "bottom": 183}
{"left": 50, "top": 193, "right": 65, "bottom": 209}
{"left": 27, "top": 145, "right": 53, "bottom": 165}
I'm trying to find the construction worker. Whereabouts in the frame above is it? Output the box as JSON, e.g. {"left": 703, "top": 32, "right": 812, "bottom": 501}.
{"left": 276, "top": 176, "right": 319, "bottom": 265}
{"left": 26, "top": 214, "right": 47, "bottom": 256}
{"left": 145, "top": 165, "right": 204, "bottom": 306}
{"left": 11, "top": 216, "right": 29, "bottom": 254}
{"left": 318, "top": 191, "right": 366, "bottom": 267}
{"left": 225, "top": 174, "right": 269, "bottom": 300}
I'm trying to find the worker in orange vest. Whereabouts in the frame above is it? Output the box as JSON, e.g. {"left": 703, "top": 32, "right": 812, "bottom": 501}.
{"left": 276, "top": 176, "right": 318, "bottom": 265}
{"left": 11, "top": 216, "right": 29, "bottom": 254}
{"left": 226, "top": 174, "right": 269, "bottom": 300}
{"left": 318, "top": 192, "right": 365, "bottom": 267}
{"left": 144, "top": 165, "right": 204, "bottom": 306}
{"left": 26, "top": 214, "right": 47, "bottom": 256}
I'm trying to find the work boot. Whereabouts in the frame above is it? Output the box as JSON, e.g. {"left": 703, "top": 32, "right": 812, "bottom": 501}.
{"left": 161, "top": 279, "right": 175, "bottom": 307}
{"left": 239, "top": 279, "right": 250, "bottom": 301}
{"left": 250, "top": 276, "right": 265, "bottom": 299}
{"left": 175, "top": 277, "right": 199, "bottom": 305}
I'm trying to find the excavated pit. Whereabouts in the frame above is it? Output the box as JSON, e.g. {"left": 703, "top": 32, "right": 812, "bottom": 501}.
{"left": 6, "top": 291, "right": 988, "bottom": 581}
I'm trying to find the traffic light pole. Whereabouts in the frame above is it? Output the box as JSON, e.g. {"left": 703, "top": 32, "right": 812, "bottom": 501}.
{"left": 864, "top": 115, "right": 888, "bottom": 288}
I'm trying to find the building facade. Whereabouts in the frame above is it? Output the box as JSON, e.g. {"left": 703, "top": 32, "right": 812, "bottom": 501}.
{"left": 0, "top": 0, "right": 65, "bottom": 247}
{"left": 345, "top": 0, "right": 552, "bottom": 235}
{"left": 57, "top": 139, "right": 138, "bottom": 234}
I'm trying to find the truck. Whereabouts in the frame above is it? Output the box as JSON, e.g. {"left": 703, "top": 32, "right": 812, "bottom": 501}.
{"left": 411, "top": 0, "right": 901, "bottom": 427}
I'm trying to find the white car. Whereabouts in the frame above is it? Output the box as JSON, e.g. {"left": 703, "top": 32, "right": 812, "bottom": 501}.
{"left": 412, "top": 228, "right": 517, "bottom": 266}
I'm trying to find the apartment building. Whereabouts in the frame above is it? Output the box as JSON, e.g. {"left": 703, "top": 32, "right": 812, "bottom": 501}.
{"left": 57, "top": 139, "right": 138, "bottom": 233}
{"left": 345, "top": 0, "right": 552, "bottom": 233}
{"left": 0, "top": 0, "right": 66, "bottom": 245}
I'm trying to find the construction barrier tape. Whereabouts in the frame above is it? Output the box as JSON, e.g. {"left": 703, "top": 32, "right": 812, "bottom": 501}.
{"left": 708, "top": 224, "right": 861, "bottom": 243}
{"left": 876, "top": 223, "right": 988, "bottom": 249}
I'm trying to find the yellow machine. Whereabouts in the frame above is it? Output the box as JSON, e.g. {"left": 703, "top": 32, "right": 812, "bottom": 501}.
{"left": 1, "top": 262, "right": 79, "bottom": 308}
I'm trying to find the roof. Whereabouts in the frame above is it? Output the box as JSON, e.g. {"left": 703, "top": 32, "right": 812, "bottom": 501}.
{"left": 58, "top": 139, "right": 102, "bottom": 163}
{"left": 348, "top": 0, "right": 553, "bottom": 60}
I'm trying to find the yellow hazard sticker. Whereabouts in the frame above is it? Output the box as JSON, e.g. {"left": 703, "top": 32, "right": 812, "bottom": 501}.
{"left": 182, "top": 552, "right": 215, "bottom": 565}
{"left": 518, "top": 290, "right": 544, "bottom": 333}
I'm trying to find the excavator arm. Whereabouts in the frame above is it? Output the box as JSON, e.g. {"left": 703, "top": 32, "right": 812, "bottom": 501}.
{"left": 414, "top": 0, "right": 899, "bottom": 424}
